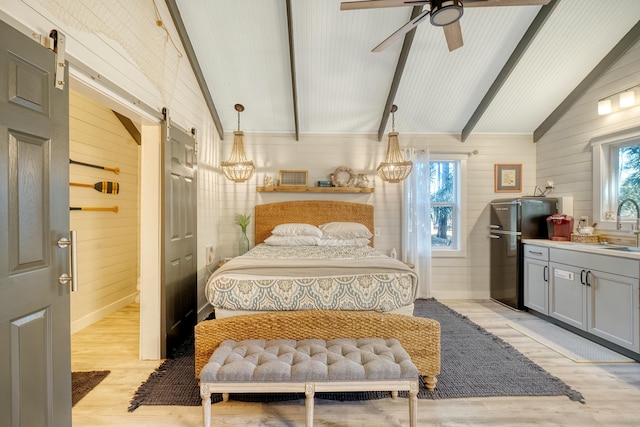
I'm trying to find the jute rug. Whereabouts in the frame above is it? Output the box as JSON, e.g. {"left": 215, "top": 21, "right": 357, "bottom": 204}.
{"left": 72, "top": 370, "right": 110, "bottom": 406}
{"left": 128, "top": 299, "right": 583, "bottom": 411}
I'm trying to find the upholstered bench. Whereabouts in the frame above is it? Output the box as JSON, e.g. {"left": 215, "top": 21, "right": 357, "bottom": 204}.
{"left": 195, "top": 311, "right": 441, "bottom": 392}
{"left": 199, "top": 337, "right": 419, "bottom": 427}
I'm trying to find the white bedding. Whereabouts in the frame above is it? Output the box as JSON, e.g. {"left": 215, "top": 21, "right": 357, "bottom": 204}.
{"left": 205, "top": 244, "right": 418, "bottom": 315}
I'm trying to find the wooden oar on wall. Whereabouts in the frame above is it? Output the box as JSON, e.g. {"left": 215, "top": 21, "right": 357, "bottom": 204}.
{"left": 70, "top": 181, "right": 120, "bottom": 194}
{"left": 70, "top": 159, "right": 120, "bottom": 175}
{"left": 70, "top": 206, "right": 119, "bottom": 213}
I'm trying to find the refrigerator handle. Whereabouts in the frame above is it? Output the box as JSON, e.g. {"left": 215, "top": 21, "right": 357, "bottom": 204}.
{"left": 489, "top": 225, "right": 501, "bottom": 229}
{"left": 489, "top": 235, "right": 501, "bottom": 239}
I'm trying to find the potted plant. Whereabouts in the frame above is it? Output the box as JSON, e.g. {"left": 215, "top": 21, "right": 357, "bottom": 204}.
{"left": 235, "top": 213, "right": 251, "bottom": 255}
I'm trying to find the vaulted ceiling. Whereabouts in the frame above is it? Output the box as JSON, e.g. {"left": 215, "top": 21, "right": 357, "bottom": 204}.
{"left": 168, "top": 0, "right": 640, "bottom": 141}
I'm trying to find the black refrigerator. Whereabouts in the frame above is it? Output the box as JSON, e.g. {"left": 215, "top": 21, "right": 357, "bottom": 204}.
{"left": 489, "top": 197, "right": 557, "bottom": 310}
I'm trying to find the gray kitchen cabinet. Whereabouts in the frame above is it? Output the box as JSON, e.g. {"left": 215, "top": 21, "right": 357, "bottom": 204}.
{"left": 523, "top": 244, "right": 549, "bottom": 315}
{"left": 549, "top": 248, "right": 640, "bottom": 352}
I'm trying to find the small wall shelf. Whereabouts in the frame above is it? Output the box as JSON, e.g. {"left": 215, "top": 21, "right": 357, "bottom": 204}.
{"left": 256, "top": 186, "right": 373, "bottom": 193}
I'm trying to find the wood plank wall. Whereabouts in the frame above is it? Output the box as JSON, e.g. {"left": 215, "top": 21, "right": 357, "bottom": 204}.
{"left": 219, "top": 132, "right": 536, "bottom": 300}
{"left": 536, "top": 40, "right": 640, "bottom": 224}
{"left": 69, "top": 90, "right": 140, "bottom": 333}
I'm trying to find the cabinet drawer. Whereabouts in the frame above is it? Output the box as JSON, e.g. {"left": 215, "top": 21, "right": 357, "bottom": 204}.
{"left": 524, "top": 244, "right": 549, "bottom": 261}
{"left": 550, "top": 248, "right": 640, "bottom": 278}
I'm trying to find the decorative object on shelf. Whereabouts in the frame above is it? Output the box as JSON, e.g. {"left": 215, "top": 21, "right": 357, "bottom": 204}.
{"left": 494, "top": 164, "right": 522, "bottom": 193}
{"left": 70, "top": 181, "right": 120, "bottom": 194}
{"left": 70, "top": 158, "right": 120, "bottom": 175}
{"left": 221, "top": 104, "right": 255, "bottom": 182}
{"left": 70, "top": 206, "right": 119, "bottom": 213}
{"left": 355, "top": 174, "right": 369, "bottom": 188}
{"left": 332, "top": 166, "right": 355, "bottom": 187}
{"left": 263, "top": 176, "right": 275, "bottom": 187}
{"left": 377, "top": 105, "right": 412, "bottom": 183}
{"left": 317, "top": 180, "right": 333, "bottom": 187}
{"left": 279, "top": 170, "right": 308, "bottom": 186}
{"left": 234, "top": 213, "right": 251, "bottom": 255}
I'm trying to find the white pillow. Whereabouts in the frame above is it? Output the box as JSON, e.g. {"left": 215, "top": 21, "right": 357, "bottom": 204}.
{"left": 318, "top": 238, "right": 370, "bottom": 247}
{"left": 271, "top": 223, "right": 323, "bottom": 237}
{"left": 264, "top": 235, "right": 320, "bottom": 246}
{"left": 318, "top": 222, "right": 373, "bottom": 239}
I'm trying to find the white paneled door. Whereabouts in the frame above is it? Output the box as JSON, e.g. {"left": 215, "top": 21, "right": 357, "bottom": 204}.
{"left": 0, "top": 20, "right": 71, "bottom": 426}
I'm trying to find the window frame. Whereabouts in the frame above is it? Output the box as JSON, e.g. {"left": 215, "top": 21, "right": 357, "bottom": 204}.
{"left": 429, "top": 154, "right": 467, "bottom": 257}
{"left": 591, "top": 126, "right": 640, "bottom": 231}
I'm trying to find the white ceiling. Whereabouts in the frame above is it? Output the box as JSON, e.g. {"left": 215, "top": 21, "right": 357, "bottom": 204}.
{"left": 174, "top": 0, "right": 640, "bottom": 138}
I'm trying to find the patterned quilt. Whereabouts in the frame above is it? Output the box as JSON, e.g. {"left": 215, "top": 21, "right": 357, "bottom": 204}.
{"left": 205, "top": 244, "right": 418, "bottom": 312}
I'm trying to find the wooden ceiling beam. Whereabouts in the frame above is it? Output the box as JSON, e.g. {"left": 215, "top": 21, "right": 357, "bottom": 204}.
{"left": 460, "top": 0, "right": 559, "bottom": 142}
{"left": 285, "top": 0, "right": 300, "bottom": 141}
{"left": 377, "top": 6, "right": 424, "bottom": 141}
{"left": 164, "top": 0, "right": 224, "bottom": 140}
{"left": 534, "top": 20, "right": 640, "bottom": 142}
{"left": 113, "top": 110, "right": 141, "bottom": 145}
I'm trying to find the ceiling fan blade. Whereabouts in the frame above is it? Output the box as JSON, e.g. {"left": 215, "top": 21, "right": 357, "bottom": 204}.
{"left": 340, "top": 0, "right": 429, "bottom": 11}
{"left": 372, "top": 9, "right": 430, "bottom": 52}
{"left": 443, "top": 20, "right": 463, "bottom": 51}
{"left": 464, "top": 0, "right": 550, "bottom": 7}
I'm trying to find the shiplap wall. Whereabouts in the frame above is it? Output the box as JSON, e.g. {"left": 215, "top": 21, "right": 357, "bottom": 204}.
{"left": 219, "top": 132, "right": 537, "bottom": 300}
{"left": 536, "top": 40, "right": 640, "bottom": 224}
{"left": 0, "top": 1, "right": 221, "bottom": 350}
{"left": 69, "top": 90, "right": 139, "bottom": 333}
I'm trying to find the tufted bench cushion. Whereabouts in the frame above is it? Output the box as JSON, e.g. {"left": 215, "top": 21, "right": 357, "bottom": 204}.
{"left": 200, "top": 338, "right": 418, "bottom": 383}
{"left": 199, "top": 337, "right": 419, "bottom": 427}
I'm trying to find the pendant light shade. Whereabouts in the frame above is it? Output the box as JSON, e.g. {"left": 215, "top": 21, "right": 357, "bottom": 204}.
{"left": 377, "top": 105, "right": 412, "bottom": 183}
{"left": 221, "top": 104, "right": 255, "bottom": 182}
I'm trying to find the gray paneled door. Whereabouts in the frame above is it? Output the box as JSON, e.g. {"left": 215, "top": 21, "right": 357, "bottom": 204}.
{"left": 0, "top": 21, "right": 71, "bottom": 427}
{"left": 161, "top": 114, "right": 197, "bottom": 357}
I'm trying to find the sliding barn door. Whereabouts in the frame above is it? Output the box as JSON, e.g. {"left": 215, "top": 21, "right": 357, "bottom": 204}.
{"left": 161, "top": 112, "right": 197, "bottom": 357}
{"left": 0, "top": 22, "right": 71, "bottom": 426}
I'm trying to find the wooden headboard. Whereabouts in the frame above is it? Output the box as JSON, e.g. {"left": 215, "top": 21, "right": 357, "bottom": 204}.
{"left": 254, "top": 201, "right": 374, "bottom": 246}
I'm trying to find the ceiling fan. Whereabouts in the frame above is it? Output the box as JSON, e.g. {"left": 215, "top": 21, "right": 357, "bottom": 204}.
{"left": 340, "top": 0, "right": 551, "bottom": 52}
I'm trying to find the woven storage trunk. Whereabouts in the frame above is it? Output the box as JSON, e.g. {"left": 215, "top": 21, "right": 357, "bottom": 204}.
{"left": 570, "top": 233, "right": 599, "bottom": 243}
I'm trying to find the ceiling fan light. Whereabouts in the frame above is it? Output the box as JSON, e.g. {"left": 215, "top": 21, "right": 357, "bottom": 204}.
{"left": 430, "top": 0, "right": 463, "bottom": 27}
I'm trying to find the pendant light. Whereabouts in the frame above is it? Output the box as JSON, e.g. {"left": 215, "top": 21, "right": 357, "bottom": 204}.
{"left": 221, "top": 104, "right": 255, "bottom": 182}
{"left": 377, "top": 105, "right": 413, "bottom": 183}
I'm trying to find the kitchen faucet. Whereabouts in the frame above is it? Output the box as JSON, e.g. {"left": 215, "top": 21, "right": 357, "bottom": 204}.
{"left": 616, "top": 198, "right": 640, "bottom": 247}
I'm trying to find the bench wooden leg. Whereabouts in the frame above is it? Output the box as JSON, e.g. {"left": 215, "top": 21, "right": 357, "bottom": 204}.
{"left": 423, "top": 375, "right": 437, "bottom": 391}
{"left": 200, "top": 384, "right": 211, "bottom": 427}
{"left": 409, "top": 380, "right": 418, "bottom": 427}
{"left": 305, "top": 383, "right": 315, "bottom": 427}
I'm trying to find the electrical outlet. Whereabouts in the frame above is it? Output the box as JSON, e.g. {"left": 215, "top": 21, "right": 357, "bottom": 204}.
{"left": 205, "top": 245, "right": 215, "bottom": 265}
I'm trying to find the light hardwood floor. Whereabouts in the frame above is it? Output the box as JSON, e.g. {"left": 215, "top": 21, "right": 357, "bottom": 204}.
{"left": 71, "top": 300, "right": 640, "bottom": 426}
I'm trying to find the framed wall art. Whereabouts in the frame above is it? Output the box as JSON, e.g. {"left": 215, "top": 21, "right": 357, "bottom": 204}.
{"left": 494, "top": 164, "right": 522, "bottom": 193}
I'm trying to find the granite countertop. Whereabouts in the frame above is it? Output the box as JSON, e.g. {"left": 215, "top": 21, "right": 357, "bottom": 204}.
{"left": 522, "top": 238, "right": 640, "bottom": 260}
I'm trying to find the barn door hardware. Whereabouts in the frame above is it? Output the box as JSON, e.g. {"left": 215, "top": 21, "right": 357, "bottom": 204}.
{"left": 33, "top": 29, "right": 66, "bottom": 90}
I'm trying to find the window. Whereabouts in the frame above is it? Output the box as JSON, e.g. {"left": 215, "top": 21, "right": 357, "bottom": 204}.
{"left": 429, "top": 156, "right": 464, "bottom": 252}
{"left": 592, "top": 130, "right": 640, "bottom": 228}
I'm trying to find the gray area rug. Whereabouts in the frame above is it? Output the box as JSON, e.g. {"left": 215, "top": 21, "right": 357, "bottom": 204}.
{"left": 72, "top": 370, "right": 110, "bottom": 406}
{"left": 128, "top": 298, "right": 583, "bottom": 411}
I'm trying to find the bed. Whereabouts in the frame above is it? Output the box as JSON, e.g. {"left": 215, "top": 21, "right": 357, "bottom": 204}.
{"left": 205, "top": 200, "right": 418, "bottom": 318}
